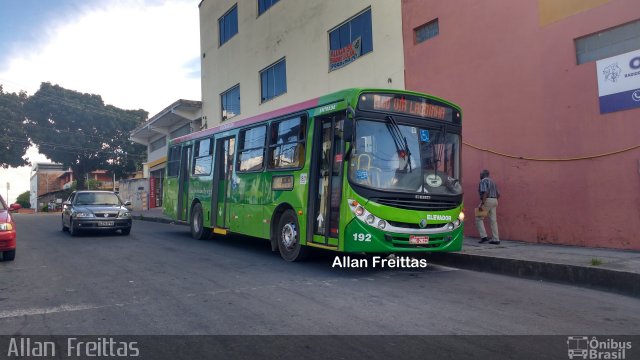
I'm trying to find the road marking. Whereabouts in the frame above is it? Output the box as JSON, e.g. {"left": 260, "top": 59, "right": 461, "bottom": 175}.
{"left": 0, "top": 304, "right": 108, "bottom": 319}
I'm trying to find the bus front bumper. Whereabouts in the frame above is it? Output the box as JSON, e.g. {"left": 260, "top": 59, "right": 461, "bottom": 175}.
{"left": 343, "top": 219, "right": 464, "bottom": 253}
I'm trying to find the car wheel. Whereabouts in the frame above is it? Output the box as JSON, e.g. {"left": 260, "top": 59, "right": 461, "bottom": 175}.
{"left": 277, "top": 209, "right": 309, "bottom": 262}
{"left": 190, "top": 203, "right": 211, "bottom": 240}
{"left": 121, "top": 227, "right": 131, "bottom": 235}
{"left": 62, "top": 215, "right": 68, "bottom": 232}
{"left": 2, "top": 250, "right": 15, "bottom": 261}
{"left": 69, "top": 219, "right": 79, "bottom": 237}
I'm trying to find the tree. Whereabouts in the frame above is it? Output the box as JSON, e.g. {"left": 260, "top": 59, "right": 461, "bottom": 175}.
{"left": 24, "top": 83, "right": 147, "bottom": 190}
{"left": 0, "top": 85, "right": 30, "bottom": 168}
{"left": 16, "top": 191, "right": 31, "bottom": 209}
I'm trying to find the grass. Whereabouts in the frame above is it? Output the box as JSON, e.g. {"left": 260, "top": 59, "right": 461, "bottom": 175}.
{"left": 590, "top": 258, "right": 603, "bottom": 266}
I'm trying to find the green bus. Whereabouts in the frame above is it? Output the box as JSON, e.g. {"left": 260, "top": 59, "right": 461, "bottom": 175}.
{"left": 163, "top": 88, "right": 464, "bottom": 261}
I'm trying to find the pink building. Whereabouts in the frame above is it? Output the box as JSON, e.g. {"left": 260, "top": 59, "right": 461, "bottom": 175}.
{"left": 402, "top": 0, "right": 640, "bottom": 249}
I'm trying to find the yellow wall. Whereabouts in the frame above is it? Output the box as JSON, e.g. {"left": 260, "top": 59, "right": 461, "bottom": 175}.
{"left": 539, "top": 0, "right": 612, "bottom": 26}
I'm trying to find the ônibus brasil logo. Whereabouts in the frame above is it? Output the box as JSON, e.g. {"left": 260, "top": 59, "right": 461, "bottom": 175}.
{"left": 567, "top": 336, "right": 632, "bottom": 359}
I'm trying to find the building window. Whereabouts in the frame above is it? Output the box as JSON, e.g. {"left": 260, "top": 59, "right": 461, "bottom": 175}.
{"left": 328, "top": 8, "right": 373, "bottom": 71}
{"left": 237, "top": 126, "right": 266, "bottom": 172}
{"left": 170, "top": 123, "right": 191, "bottom": 139}
{"left": 219, "top": 4, "right": 238, "bottom": 46}
{"left": 415, "top": 19, "right": 439, "bottom": 44}
{"left": 268, "top": 116, "right": 306, "bottom": 169}
{"left": 221, "top": 85, "right": 240, "bottom": 121}
{"left": 260, "top": 58, "right": 287, "bottom": 103}
{"left": 167, "top": 146, "right": 181, "bottom": 177}
{"left": 149, "top": 136, "right": 166, "bottom": 152}
{"left": 192, "top": 138, "right": 213, "bottom": 176}
{"left": 575, "top": 20, "right": 640, "bottom": 64}
{"left": 258, "top": 0, "right": 279, "bottom": 15}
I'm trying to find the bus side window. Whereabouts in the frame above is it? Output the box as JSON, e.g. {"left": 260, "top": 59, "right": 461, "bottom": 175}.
{"left": 268, "top": 116, "right": 306, "bottom": 169}
{"left": 167, "top": 146, "right": 181, "bottom": 177}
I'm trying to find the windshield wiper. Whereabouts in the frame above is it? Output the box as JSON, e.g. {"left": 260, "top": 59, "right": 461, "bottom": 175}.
{"left": 386, "top": 115, "right": 412, "bottom": 172}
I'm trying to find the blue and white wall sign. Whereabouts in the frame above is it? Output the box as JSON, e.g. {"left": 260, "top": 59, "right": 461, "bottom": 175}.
{"left": 597, "top": 49, "right": 640, "bottom": 114}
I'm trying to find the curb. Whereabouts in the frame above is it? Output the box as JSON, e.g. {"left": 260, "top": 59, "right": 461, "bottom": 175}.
{"left": 132, "top": 215, "right": 188, "bottom": 226}
{"left": 428, "top": 252, "right": 640, "bottom": 298}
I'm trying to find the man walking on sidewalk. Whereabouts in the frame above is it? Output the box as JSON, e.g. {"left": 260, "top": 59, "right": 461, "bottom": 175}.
{"left": 476, "top": 169, "right": 500, "bottom": 244}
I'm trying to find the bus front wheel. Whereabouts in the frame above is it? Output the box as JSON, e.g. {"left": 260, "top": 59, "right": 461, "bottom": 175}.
{"left": 190, "top": 203, "right": 211, "bottom": 240}
{"left": 277, "top": 210, "right": 309, "bottom": 262}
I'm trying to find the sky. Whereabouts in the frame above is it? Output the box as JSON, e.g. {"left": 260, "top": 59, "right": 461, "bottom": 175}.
{"left": 0, "top": 0, "right": 201, "bottom": 204}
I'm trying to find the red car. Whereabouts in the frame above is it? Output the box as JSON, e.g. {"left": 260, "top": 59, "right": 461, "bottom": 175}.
{"left": 0, "top": 194, "right": 16, "bottom": 261}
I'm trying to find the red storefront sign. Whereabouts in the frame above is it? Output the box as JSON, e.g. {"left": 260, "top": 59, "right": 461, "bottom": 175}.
{"left": 149, "top": 176, "right": 156, "bottom": 209}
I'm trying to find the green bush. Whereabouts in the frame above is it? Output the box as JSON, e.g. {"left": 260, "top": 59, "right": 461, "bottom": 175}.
{"left": 16, "top": 191, "right": 31, "bottom": 208}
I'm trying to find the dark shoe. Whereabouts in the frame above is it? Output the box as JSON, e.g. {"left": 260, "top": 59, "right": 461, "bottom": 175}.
{"left": 488, "top": 240, "right": 500, "bottom": 244}
{"left": 479, "top": 237, "right": 489, "bottom": 244}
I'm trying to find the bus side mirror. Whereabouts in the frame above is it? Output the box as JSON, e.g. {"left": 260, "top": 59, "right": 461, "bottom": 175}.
{"left": 343, "top": 118, "right": 353, "bottom": 142}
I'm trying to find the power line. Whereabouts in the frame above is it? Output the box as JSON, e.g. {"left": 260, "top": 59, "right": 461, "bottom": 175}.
{"left": 463, "top": 141, "right": 640, "bottom": 161}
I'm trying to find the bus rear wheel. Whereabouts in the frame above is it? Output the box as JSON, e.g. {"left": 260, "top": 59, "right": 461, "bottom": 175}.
{"left": 191, "top": 203, "right": 211, "bottom": 240}
{"left": 277, "top": 209, "right": 309, "bottom": 262}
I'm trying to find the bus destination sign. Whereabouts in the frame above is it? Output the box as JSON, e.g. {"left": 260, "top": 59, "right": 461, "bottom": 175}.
{"left": 359, "top": 93, "right": 455, "bottom": 122}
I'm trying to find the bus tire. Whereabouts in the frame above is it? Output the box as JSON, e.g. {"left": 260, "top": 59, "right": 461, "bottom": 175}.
{"left": 277, "top": 209, "right": 309, "bottom": 262}
{"left": 190, "top": 203, "right": 211, "bottom": 240}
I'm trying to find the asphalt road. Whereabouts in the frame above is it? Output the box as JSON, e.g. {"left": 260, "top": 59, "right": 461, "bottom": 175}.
{"left": 1, "top": 214, "right": 639, "bottom": 335}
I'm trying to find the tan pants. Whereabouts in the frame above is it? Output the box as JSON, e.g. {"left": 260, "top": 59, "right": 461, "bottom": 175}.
{"left": 475, "top": 198, "right": 499, "bottom": 241}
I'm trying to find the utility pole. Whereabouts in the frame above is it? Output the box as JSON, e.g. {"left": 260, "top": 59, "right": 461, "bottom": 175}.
{"left": 6, "top": 182, "right": 9, "bottom": 204}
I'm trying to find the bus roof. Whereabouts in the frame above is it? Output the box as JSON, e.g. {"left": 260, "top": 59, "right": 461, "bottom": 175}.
{"left": 170, "top": 88, "right": 460, "bottom": 145}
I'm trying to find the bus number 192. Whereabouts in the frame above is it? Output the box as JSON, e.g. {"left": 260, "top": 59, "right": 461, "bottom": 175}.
{"left": 353, "top": 233, "right": 372, "bottom": 242}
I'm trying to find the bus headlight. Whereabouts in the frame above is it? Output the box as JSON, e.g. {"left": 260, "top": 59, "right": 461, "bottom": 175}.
{"left": 446, "top": 222, "right": 454, "bottom": 230}
{"left": 366, "top": 214, "right": 375, "bottom": 224}
{"left": 355, "top": 206, "right": 365, "bottom": 216}
{"left": 453, "top": 219, "right": 461, "bottom": 227}
{"left": 377, "top": 220, "right": 387, "bottom": 229}
{"left": 458, "top": 212, "right": 465, "bottom": 222}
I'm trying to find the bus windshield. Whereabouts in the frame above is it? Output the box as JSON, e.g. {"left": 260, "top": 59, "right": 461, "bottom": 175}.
{"left": 348, "top": 119, "right": 462, "bottom": 195}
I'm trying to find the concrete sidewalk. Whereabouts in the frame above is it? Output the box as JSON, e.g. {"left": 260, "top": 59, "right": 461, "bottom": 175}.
{"left": 131, "top": 208, "right": 640, "bottom": 297}
{"left": 428, "top": 238, "right": 640, "bottom": 298}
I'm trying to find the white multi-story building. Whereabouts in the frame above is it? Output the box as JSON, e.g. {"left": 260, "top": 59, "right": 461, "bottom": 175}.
{"left": 199, "top": 0, "right": 405, "bottom": 128}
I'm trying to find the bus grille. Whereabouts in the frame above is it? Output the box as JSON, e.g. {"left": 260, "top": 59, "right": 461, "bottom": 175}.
{"left": 370, "top": 198, "right": 459, "bottom": 211}
{"left": 386, "top": 220, "right": 443, "bottom": 229}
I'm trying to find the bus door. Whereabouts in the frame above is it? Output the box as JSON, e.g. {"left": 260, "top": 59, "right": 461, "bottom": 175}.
{"left": 177, "top": 145, "right": 192, "bottom": 221}
{"left": 212, "top": 136, "right": 236, "bottom": 229}
{"left": 309, "top": 113, "right": 345, "bottom": 247}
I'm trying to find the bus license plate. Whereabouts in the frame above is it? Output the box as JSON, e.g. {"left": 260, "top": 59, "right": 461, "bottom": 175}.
{"left": 98, "top": 221, "right": 115, "bottom": 227}
{"left": 409, "top": 235, "right": 429, "bottom": 244}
